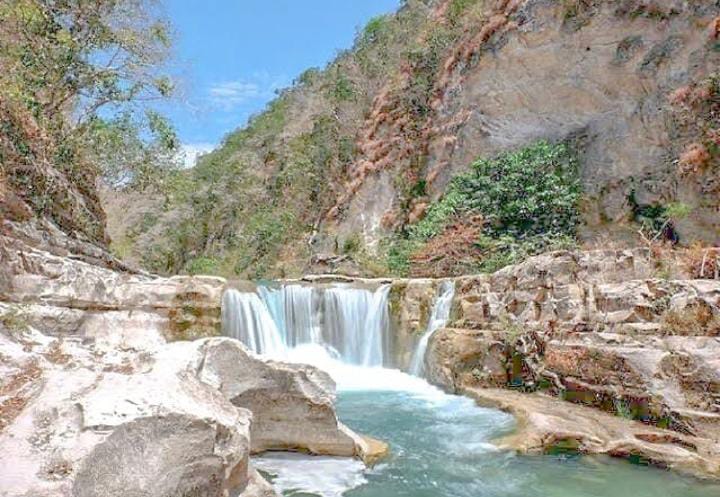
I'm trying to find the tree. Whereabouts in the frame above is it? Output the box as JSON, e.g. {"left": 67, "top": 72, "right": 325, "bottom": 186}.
{"left": 0, "top": 0, "right": 177, "bottom": 239}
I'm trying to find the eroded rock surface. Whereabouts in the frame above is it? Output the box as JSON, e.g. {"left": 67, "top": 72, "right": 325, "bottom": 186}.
{"left": 0, "top": 320, "right": 374, "bottom": 496}
{"left": 467, "top": 388, "right": 720, "bottom": 480}
{"left": 0, "top": 225, "right": 375, "bottom": 496}
{"left": 0, "top": 332, "right": 253, "bottom": 497}
{"left": 0, "top": 223, "right": 226, "bottom": 341}
{"left": 421, "top": 249, "right": 720, "bottom": 478}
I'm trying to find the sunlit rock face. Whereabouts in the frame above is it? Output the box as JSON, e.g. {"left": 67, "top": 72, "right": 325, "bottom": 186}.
{"left": 0, "top": 225, "right": 372, "bottom": 497}
{"left": 0, "top": 222, "right": 226, "bottom": 341}
{"left": 0, "top": 334, "right": 254, "bottom": 497}
{"left": 421, "top": 249, "right": 720, "bottom": 478}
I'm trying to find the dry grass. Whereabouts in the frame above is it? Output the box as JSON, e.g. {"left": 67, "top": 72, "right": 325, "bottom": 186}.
{"left": 679, "top": 143, "right": 711, "bottom": 175}
{"left": 409, "top": 215, "right": 485, "bottom": 277}
{"left": 661, "top": 302, "right": 720, "bottom": 337}
{"left": 0, "top": 361, "right": 42, "bottom": 432}
{"left": 683, "top": 245, "right": 720, "bottom": 280}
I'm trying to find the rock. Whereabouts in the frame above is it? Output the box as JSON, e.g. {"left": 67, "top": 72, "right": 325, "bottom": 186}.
{"left": 239, "top": 468, "right": 279, "bottom": 497}
{"left": 426, "top": 327, "right": 509, "bottom": 392}
{"left": 419, "top": 249, "right": 720, "bottom": 479}
{"left": 0, "top": 326, "right": 375, "bottom": 496}
{"left": 387, "top": 279, "right": 439, "bottom": 369}
{"left": 356, "top": 435, "right": 390, "bottom": 467}
{"left": 0, "top": 337, "right": 253, "bottom": 497}
{"left": 0, "top": 229, "right": 226, "bottom": 340}
{"left": 197, "top": 337, "right": 373, "bottom": 459}
{"left": 466, "top": 388, "right": 720, "bottom": 480}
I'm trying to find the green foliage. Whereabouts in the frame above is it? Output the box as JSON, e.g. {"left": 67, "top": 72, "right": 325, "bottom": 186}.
{"left": 403, "top": 27, "right": 455, "bottom": 118}
{"left": 329, "top": 71, "right": 355, "bottom": 102}
{"left": 385, "top": 141, "right": 581, "bottom": 276}
{"left": 84, "top": 111, "right": 181, "bottom": 190}
{"left": 342, "top": 234, "right": 362, "bottom": 255}
{"left": 631, "top": 194, "right": 692, "bottom": 239}
{"left": 447, "top": 0, "right": 480, "bottom": 25}
{"left": 296, "top": 67, "right": 321, "bottom": 86}
{"left": 185, "top": 257, "right": 220, "bottom": 276}
{"left": 0, "top": 0, "right": 177, "bottom": 240}
{"left": 384, "top": 239, "right": 423, "bottom": 276}
{"left": 359, "top": 15, "right": 390, "bottom": 47}
{"left": 474, "top": 233, "right": 577, "bottom": 273}
{"left": 414, "top": 141, "right": 580, "bottom": 242}
{"left": 664, "top": 202, "right": 692, "bottom": 221}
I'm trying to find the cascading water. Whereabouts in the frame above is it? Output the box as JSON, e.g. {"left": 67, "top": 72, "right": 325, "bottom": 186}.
{"left": 223, "top": 282, "right": 391, "bottom": 366}
{"left": 408, "top": 280, "right": 455, "bottom": 377}
{"left": 221, "top": 289, "right": 285, "bottom": 357}
{"left": 321, "top": 285, "right": 390, "bottom": 367}
{"left": 221, "top": 280, "right": 720, "bottom": 497}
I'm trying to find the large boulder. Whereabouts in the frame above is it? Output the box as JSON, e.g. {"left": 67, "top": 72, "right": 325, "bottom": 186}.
{"left": 0, "top": 316, "right": 378, "bottom": 496}
{"left": 0, "top": 335, "right": 253, "bottom": 497}
{"left": 197, "top": 337, "right": 377, "bottom": 459}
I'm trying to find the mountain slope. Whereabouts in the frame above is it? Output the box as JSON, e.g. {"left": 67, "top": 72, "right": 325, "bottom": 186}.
{"left": 111, "top": 0, "right": 720, "bottom": 278}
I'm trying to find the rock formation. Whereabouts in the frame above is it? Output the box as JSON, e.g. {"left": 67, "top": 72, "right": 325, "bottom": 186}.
{"left": 0, "top": 222, "right": 383, "bottom": 496}
{"left": 416, "top": 249, "right": 720, "bottom": 478}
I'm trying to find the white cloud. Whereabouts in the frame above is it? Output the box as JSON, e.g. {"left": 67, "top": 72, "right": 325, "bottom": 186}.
{"left": 209, "top": 81, "right": 262, "bottom": 105}
{"left": 180, "top": 142, "right": 215, "bottom": 169}
{"left": 208, "top": 72, "right": 289, "bottom": 110}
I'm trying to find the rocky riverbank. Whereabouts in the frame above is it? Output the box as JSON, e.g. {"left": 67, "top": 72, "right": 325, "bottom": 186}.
{"left": 0, "top": 222, "right": 386, "bottom": 497}
{"left": 3, "top": 218, "right": 720, "bottom": 487}
{"left": 420, "top": 249, "right": 720, "bottom": 479}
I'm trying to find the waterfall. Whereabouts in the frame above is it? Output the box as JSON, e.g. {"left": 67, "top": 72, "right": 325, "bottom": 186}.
{"left": 221, "top": 289, "right": 286, "bottom": 358}
{"left": 408, "top": 281, "right": 455, "bottom": 377}
{"left": 222, "top": 283, "right": 391, "bottom": 366}
{"left": 322, "top": 285, "right": 390, "bottom": 367}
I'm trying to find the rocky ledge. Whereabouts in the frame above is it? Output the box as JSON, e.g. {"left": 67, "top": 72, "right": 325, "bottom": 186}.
{"left": 467, "top": 388, "right": 720, "bottom": 480}
{"left": 416, "top": 249, "right": 720, "bottom": 480}
{"left": 0, "top": 328, "right": 384, "bottom": 496}
{"left": 0, "top": 223, "right": 386, "bottom": 497}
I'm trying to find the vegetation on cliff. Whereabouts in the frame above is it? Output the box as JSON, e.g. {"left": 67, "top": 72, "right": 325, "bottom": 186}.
{"left": 0, "top": 0, "right": 179, "bottom": 243}
{"left": 385, "top": 141, "right": 581, "bottom": 276}
{"left": 102, "top": 0, "right": 719, "bottom": 279}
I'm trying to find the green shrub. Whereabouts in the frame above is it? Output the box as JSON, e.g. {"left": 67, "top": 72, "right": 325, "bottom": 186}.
{"left": 360, "top": 15, "right": 389, "bottom": 46}
{"left": 388, "top": 141, "right": 581, "bottom": 275}
{"left": 342, "top": 234, "right": 362, "bottom": 255}
{"left": 185, "top": 257, "right": 220, "bottom": 275}
{"left": 447, "top": 0, "right": 480, "bottom": 25}
{"left": 329, "top": 71, "right": 355, "bottom": 102}
{"left": 385, "top": 239, "right": 423, "bottom": 276}
{"left": 413, "top": 141, "right": 580, "bottom": 242}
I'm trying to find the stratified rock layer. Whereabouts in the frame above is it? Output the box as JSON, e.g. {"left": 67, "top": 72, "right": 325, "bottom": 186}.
{"left": 0, "top": 224, "right": 379, "bottom": 496}
{"left": 418, "top": 249, "right": 720, "bottom": 479}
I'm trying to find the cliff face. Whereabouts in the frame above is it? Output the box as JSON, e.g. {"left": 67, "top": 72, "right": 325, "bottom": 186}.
{"left": 107, "top": 0, "right": 720, "bottom": 279}
{"left": 378, "top": 248, "right": 720, "bottom": 478}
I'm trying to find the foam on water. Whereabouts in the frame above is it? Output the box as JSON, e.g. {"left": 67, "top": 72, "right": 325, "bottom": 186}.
{"left": 253, "top": 453, "right": 367, "bottom": 497}
{"left": 284, "top": 343, "right": 447, "bottom": 402}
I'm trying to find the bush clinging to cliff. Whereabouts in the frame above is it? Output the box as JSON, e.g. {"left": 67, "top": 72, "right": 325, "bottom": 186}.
{"left": 386, "top": 141, "right": 581, "bottom": 276}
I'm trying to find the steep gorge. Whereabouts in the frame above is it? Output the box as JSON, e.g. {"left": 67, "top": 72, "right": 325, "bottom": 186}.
{"left": 107, "top": 0, "right": 720, "bottom": 279}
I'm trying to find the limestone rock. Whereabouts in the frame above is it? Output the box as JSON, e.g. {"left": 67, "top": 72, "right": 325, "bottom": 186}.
{"left": 0, "top": 336, "right": 252, "bottom": 497}
{"left": 239, "top": 468, "right": 279, "bottom": 497}
{"left": 467, "top": 388, "right": 720, "bottom": 481}
{"left": 0, "top": 229, "right": 226, "bottom": 341}
{"left": 197, "top": 337, "right": 371, "bottom": 459}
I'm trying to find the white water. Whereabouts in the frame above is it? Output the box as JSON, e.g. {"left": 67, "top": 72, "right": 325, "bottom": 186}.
{"left": 224, "top": 283, "right": 391, "bottom": 366}
{"left": 408, "top": 280, "right": 455, "bottom": 376}
{"left": 221, "top": 289, "right": 285, "bottom": 357}
{"left": 254, "top": 344, "right": 468, "bottom": 497}
{"left": 222, "top": 282, "right": 720, "bottom": 497}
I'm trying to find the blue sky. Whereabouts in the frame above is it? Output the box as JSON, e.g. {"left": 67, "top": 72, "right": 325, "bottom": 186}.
{"left": 161, "top": 0, "right": 401, "bottom": 166}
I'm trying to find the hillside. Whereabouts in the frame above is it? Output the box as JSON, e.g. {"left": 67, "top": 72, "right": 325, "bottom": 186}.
{"left": 107, "top": 0, "right": 720, "bottom": 278}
